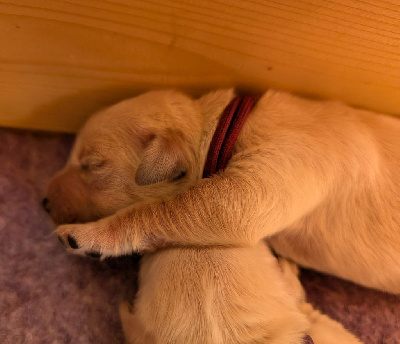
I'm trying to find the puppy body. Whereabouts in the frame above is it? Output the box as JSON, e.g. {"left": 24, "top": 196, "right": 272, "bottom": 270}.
{"left": 119, "top": 245, "right": 361, "bottom": 343}
{"left": 121, "top": 244, "right": 308, "bottom": 344}
{"left": 50, "top": 89, "right": 400, "bottom": 294}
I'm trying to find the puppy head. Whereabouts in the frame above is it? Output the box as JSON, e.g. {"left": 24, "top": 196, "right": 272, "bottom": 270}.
{"left": 44, "top": 89, "right": 234, "bottom": 224}
{"left": 44, "top": 90, "right": 198, "bottom": 224}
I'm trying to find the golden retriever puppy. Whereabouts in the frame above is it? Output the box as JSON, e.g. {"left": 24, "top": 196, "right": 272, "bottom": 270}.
{"left": 47, "top": 89, "right": 400, "bottom": 295}
{"left": 117, "top": 250, "right": 360, "bottom": 343}
{"left": 118, "top": 244, "right": 310, "bottom": 344}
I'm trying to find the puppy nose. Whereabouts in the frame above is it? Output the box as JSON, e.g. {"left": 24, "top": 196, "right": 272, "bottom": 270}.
{"left": 42, "top": 198, "right": 50, "bottom": 213}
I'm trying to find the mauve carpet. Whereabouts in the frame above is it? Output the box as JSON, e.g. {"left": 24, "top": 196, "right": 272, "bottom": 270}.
{"left": 0, "top": 127, "right": 399, "bottom": 344}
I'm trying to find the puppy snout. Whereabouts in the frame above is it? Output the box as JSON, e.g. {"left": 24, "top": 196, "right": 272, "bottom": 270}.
{"left": 42, "top": 196, "right": 76, "bottom": 224}
{"left": 42, "top": 197, "right": 51, "bottom": 213}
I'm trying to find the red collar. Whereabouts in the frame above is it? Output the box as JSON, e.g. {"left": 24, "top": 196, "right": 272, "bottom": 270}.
{"left": 203, "top": 95, "right": 260, "bottom": 178}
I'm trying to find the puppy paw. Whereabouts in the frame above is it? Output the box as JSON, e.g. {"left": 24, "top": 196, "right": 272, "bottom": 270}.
{"left": 299, "top": 302, "right": 362, "bottom": 343}
{"left": 54, "top": 220, "right": 124, "bottom": 258}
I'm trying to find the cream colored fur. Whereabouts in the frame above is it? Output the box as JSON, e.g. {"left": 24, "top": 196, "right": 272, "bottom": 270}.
{"left": 117, "top": 251, "right": 360, "bottom": 343}
{"left": 45, "top": 88, "right": 400, "bottom": 342}
{"left": 50, "top": 89, "right": 400, "bottom": 294}
{"left": 119, "top": 245, "right": 309, "bottom": 344}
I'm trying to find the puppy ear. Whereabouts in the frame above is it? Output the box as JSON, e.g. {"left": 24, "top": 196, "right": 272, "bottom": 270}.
{"left": 135, "top": 132, "right": 188, "bottom": 186}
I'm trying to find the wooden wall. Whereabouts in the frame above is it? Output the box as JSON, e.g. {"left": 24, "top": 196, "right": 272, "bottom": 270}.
{"left": 1, "top": 0, "right": 399, "bottom": 132}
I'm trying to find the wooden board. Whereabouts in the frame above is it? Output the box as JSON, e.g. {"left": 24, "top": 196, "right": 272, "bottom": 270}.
{"left": 1, "top": 0, "right": 399, "bottom": 132}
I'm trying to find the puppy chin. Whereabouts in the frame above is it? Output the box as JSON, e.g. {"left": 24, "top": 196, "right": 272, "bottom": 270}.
{"left": 49, "top": 210, "right": 77, "bottom": 225}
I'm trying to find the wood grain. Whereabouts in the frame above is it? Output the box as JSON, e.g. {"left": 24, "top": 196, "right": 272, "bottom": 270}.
{"left": 0, "top": 0, "right": 399, "bottom": 132}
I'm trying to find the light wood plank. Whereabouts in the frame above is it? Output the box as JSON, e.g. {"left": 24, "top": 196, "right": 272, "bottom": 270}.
{"left": 0, "top": 0, "right": 399, "bottom": 132}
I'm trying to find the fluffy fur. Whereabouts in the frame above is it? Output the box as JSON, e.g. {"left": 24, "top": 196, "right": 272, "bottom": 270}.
{"left": 49, "top": 89, "right": 400, "bottom": 293}
{"left": 119, "top": 247, "right": 312, "bottom": 344}
{"left": 44, "top": 88, "right": 400, "bottom": 342}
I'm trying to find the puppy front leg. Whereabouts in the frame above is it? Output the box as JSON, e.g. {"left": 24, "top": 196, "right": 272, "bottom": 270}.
{"left": 55, "top": 149, "right": 334, "bottom": 257}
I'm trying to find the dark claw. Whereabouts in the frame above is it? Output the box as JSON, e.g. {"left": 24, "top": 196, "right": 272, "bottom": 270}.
{"left": 57, "top": 236, "right": 66, "bottom": 247}
{"left": 85, "top": 251, "right": 102, "bottom": 258}
{"left": 67, "top": 235, "right": 79, "bottom": 249}
{"left": 304, "top": 335, "right": 314, "bottom": 344}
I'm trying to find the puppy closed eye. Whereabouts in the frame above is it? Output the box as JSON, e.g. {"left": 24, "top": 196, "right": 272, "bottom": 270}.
{"left": 172, "top": 170, "right": 186, "bottom": 181}
{"left": 80, "top": 159, "right": 105, "bottom": 172}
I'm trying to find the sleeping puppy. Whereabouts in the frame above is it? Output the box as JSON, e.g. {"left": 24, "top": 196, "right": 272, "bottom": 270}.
{"left": 47, "top": 89, "right": 400, "bottom": 294}
{"left": 118, "top": 252, "right": 360, "bottom": 343}
{"left": 119, "top": 245, "right": 309, "bottom": 343}
{"left": 43, "top": 90, "right": 364, "bottom": 343}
